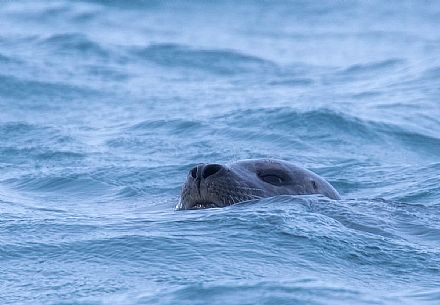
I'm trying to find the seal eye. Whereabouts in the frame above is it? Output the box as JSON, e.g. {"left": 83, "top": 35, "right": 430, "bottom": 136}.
{"left": 259, "top": 174, "right": 284, "bottom": 186}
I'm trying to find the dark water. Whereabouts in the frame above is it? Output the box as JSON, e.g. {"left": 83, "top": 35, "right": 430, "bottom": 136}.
{"left": 1, "top": 1, "right": 440, "bottom": 304}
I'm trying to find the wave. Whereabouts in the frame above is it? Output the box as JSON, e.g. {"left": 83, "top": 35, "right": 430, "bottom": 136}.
{"left": 219, "top": 107, "right": 371, "bottom": 132}
{"left": 0, "top": 73, "right": 97, "bottom": 100}
{"left": 216, "top": 107, "right": 440, "bottom": 155}
{"left": 39, "top": 33, "right": 109, "bottom": 58}
{"left": 341, "top": 58, "right": 405, "bottom": 75}
{"left": 381, "top": 163, "right": 440, "bottom": 204}
{"left": 133, "top": 43, "right": 277, "bottom": 75}
{"left": 0, "top": 52, "right": 20, "bottom": 64}
{"left": 3, "top": 195, "right": 434, "bottom": 305}
{"left": 130, "top": 280, "right": 385, "bottom": 305}
{"left": 79, "top": 0, "right": 164, "bottom": 9}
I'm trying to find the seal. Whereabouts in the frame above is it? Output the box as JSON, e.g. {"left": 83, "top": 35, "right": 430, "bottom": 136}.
{"left": 177, "top": 159, "right": 340, "bottom": 210}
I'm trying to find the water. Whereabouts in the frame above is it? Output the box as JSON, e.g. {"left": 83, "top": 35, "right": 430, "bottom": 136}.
{"left": 1, "top": 1, "right": 440, "bottom": 304}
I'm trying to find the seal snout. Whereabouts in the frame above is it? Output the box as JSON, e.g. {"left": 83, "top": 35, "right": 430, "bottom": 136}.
{"left": 178, "top": 163, "right": 226, "bottom": 209}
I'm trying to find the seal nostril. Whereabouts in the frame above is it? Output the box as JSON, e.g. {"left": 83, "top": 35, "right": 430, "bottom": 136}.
{"left": 190, "top": 166, "right": 197, "bottom": 179}
{"left": 202, "top": 164, "right": 222, "bottom": 179}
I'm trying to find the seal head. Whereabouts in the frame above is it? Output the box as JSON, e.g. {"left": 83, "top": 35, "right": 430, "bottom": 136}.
{"left": 177, "top": 159, "right": 340, "bottom": 210}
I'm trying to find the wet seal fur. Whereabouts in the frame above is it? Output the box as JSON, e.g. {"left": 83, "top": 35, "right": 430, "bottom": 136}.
{"left": 177, "top": 159, "right": 340, "bottom": 210}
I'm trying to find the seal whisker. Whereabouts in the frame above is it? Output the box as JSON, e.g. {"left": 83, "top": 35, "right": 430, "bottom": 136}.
{"left": 235, "top": 185, "right": 262, "bottom": 190}
{"left": 246, "top": 194, "right": 262, "bottom": 200}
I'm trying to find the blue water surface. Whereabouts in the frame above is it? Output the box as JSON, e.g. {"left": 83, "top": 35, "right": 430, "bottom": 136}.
{"left": 1, "top": 1, "right": 440, "bottom": 304}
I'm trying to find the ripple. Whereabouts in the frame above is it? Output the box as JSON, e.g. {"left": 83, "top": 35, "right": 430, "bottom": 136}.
{"left": 129, "top": 118, "right": 207, "bottom": 134}
{"left": 268, "top": 78, "right": 314, "bottom": 86}
{"left": 0, "top": 122, "right": 86, "bottom": 165}
{"left": 6, "top": 174, "right": 111, "bottom": 197}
